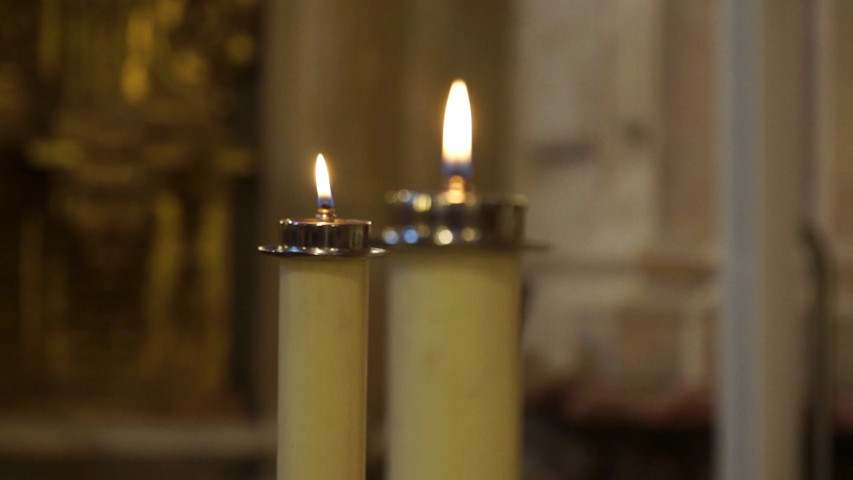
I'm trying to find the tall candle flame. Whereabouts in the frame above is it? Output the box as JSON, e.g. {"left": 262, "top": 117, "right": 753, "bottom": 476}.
{"left": 442, "top": 79, "right": 472, "bottom": 179}
{"left": 315, "top": 153, "right": 334, "bottom": 209}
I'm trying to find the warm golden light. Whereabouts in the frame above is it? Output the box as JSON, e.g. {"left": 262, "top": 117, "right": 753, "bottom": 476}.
{"left": 442, "top": 80, "right": 472, "bottom": 179}
{"left": 315, "top": 153, "right": 334, "bottom": 209}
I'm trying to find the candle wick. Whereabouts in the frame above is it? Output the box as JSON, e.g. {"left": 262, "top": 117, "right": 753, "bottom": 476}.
{"left": 444, "top": 175, "right": 469, "bottom": 204}
{"left": 317, "top": 206, "right": 336, "bottom": 221}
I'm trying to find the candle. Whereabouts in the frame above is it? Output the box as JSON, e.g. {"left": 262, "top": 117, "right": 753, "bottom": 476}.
{"left": 259, "top": 154, "right": 384, "bottom": 480}
{"left": 384, "top": 80, "right": 528, "bottom": 480}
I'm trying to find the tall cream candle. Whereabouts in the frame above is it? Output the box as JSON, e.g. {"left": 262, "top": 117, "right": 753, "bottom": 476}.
{"left": 260, "top": 154, "right": 384, "bottom": 480}
{"left": 384, "top": 81, "right": 528, "bottom": 480}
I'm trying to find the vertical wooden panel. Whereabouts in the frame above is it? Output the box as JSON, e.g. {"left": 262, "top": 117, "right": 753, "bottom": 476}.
{"left": 660, "top": 0, "right": 717, "bottom": 242}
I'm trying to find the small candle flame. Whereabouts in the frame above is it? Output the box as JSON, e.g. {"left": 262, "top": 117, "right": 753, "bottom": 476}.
{"left": 315, "top": 153, "right": 334, "bottom": 209}
{"left": 442, "top": 79, "right": 472, "bottom": 180}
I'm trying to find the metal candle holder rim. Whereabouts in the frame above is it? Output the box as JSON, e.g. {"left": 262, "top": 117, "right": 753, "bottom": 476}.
{"left": 259, "top": 218, "right": 387, "bottom": 258}
{"left": 381, "top": 188, "right": 545, "bottom": 250}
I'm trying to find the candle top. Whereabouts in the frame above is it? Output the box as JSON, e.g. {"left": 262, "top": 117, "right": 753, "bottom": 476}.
{"left": 381, "top": 188, "right": 532, "bottom": 249}
{"left": 381, "top": 80, "right": 541, "bottom": 250}
{"left": 258, "top": 154, "right": 386, "bottom": 258}
{"left": 260, "top": 217, "right": 386, "bottom": 258}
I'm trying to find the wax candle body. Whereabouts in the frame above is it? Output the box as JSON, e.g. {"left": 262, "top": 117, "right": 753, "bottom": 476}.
{"left": 386, "top": 248, "right": 523, "bottom": 480}
{"left": 278, "top": 257, "right": 368, "bottom": 480}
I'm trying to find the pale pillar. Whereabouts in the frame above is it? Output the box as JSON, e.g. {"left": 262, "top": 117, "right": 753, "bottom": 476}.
{"left": 717, "top": 2, "right": 808, "bottom": 480}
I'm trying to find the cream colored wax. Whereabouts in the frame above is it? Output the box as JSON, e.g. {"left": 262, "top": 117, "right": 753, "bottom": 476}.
{"left": 386, "top": 248, "right": 523, "bottom": 480}
{"left": 278, "top": 257, "right": 368, "bottom": 480}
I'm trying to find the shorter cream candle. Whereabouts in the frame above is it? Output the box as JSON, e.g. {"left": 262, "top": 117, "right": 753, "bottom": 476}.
{"left": 260, "top": 154, "right": 384, "bottom": 480}
{"left": 279, "top": 256, "right": 367, "bottom": 479}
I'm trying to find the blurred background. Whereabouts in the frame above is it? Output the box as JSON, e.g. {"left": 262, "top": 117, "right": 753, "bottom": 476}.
{"left": 0, "top": 0, "right": 850, "bottom": 478}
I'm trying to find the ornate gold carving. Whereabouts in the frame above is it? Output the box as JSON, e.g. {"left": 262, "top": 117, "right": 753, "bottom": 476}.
{"left": 1, "top": 0, "right": 259, "bottom": 417}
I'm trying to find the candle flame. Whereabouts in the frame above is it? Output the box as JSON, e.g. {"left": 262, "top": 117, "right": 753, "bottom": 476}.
{"left": 315, "top": 153, "right": 334, "bottom": 209}
{"left": 442, "top": 79, "right": 472, "bottom": 179}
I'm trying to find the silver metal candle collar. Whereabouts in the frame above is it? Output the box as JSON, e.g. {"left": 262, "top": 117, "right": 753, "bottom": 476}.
{"left": 259, "top": 209, "right": 386, "bottom": 258}
{"left": 382, "top": 188, "right": 532, "bottom": 249}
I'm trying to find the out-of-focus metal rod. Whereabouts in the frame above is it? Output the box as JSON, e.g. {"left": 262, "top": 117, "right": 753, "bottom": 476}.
{"left": 803, "top": 225, "right": 836, "bottom": 480}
